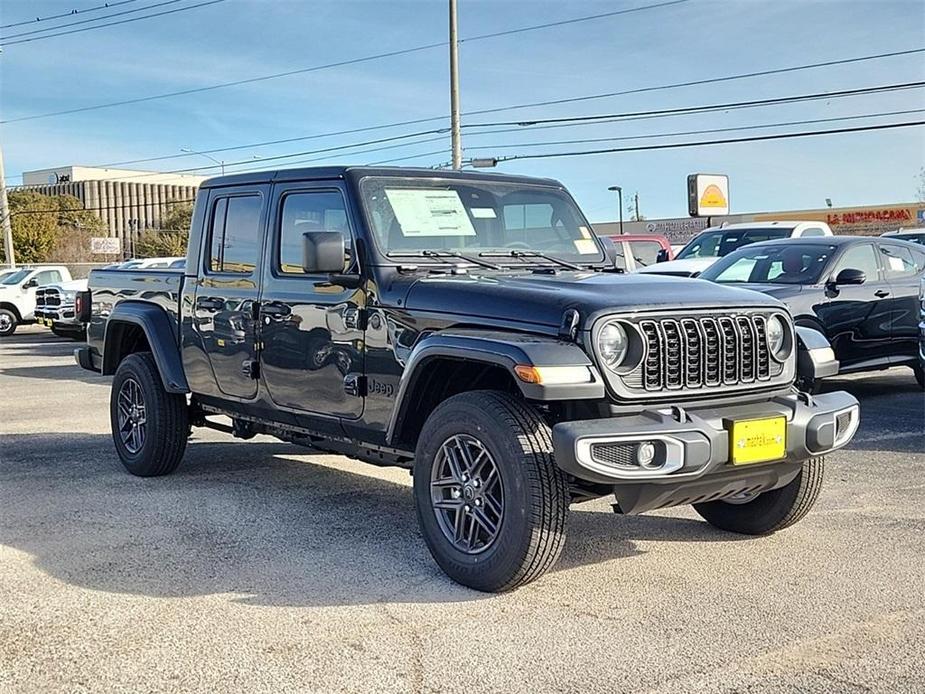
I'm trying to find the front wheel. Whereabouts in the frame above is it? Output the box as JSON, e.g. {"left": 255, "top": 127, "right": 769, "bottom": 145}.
{"left": 693, "top": 457, "right": 825, "bottom": 535}
{"left": 413, "top": 391, "right": 570, "bottom": 592}
{"left": 0, "top": 309, "right": 17, "bottom": 336}
{"left": 110, "top": 352, "right": 189, "bottom": 477}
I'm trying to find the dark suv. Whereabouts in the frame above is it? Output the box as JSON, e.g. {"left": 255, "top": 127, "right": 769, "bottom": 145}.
{"left": 76, "top": 166, "right": 859, "bottom": 591}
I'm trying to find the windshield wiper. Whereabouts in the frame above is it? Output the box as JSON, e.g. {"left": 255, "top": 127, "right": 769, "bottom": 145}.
{"left": 479, "top": 250, "right": 583, "bottom": 271}
{"left": 633, "top": 256, "right": 649, "bottom": 267}
{"left": 389, "top": 250, "right": 501, "bottom": 270}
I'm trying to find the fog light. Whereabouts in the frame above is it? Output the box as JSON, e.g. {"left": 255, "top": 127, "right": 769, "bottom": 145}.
{"left": 636, "top": 441, "right": 657, "bottom": 467}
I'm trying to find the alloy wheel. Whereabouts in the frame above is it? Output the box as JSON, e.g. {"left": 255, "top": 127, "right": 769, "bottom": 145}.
{"left": 117, "top": 377, "right": 147, "bottom": 454}
{"left": 430, "top": 434, "right": 505, "bottom": 554}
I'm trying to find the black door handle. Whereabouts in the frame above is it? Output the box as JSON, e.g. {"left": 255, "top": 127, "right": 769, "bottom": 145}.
{"left": 260, "top": 302, "right": 291, "bottom": 319}
{"left": 197, "top": 296, "right": 225, "bottom": 311}
{"left": 874, "top": 290, "right": 890, "bottom": 298}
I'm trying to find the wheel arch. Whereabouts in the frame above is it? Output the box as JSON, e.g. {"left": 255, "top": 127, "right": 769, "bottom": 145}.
{"left": 102, "top": 302, "right": 189, "bottom": 393}
{"left": 0, "top": 302, "right": 23, "bottom": 322}
{"left": 386, "top": 329, "right": 604, "bottom": 449}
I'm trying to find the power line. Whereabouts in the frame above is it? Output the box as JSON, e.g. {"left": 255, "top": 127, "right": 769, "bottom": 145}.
{"left": 0, "top": 0, "right": 687, "bottom": 121}
{"left": 63, "top": 46, "right": 925, "bottom": 170}
{"left": 0, "top": 0, "right": 227, "bottom": 47}
{"left": 485, "top": 120, "right": 925, "bottom": 164}
{"left": 465, "top": 81, "right": 925, "bottom": 129}
{"left": 1, "top": 0, "right": 141, "bottom": 30}
{"left": 1, "top": 0, "right": 188, "bottom": 41}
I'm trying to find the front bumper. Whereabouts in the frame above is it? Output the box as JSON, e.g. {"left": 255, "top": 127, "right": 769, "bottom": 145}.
{"left": 34, "top": 305, "right": 79, "bottom": 328}
{"left": 552, "top": 390, "right": 859, "bottom": 487}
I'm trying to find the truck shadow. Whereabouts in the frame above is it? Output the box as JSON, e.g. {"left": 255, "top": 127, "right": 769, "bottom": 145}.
{"left": 0, "top": 432, "right": 741, "bottom": 607}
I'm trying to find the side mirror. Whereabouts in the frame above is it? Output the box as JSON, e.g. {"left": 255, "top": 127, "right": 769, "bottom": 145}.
{"left": 23, "top": 278, "right": 38, "bottom": 289}
{"left": 656, "top": 249, "right": 669, "bottom": 263}
{"left": 302, "top": 231, "right": 346, "bottom": 274}
{"left": 832, "top": 268, "right": 866, "bottom": 286}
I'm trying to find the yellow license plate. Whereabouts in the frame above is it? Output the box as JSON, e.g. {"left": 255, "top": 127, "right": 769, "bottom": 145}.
{"left": 731, "top": 416, "right": 787, "bottom": 465}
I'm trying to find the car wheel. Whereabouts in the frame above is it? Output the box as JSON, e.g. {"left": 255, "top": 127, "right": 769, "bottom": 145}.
{"left": 413, "top": 390, "right": 569, "bottom": 592}
{"left": 110, "top": 352, "right": 189, "bottom": 477}
{"left": 693, "top": 457, "right": 824, "bottom": 535}
{"left": 0, "top": 309, "right": 17, "bottom": 336}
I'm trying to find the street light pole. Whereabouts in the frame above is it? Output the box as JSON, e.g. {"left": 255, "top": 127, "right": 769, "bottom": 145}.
{"left": 180, "top": 148, "right": 225, "bottom": 175}
{"left": 449, "top": 0, "right": 462, "bottom": 169}
{"left": 608, "top": 185, "right": 624, "bottom": 235}
{"left": 0, "top": 141, "right": 15, "bottom": 269}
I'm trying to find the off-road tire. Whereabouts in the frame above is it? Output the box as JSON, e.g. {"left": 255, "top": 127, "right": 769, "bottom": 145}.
{"left": 413, "top": 390, "right": 569, "bottom": 592}
{"left": 693, "top": 457, "right": 825, "bottom": 535}
{"left": 0, "top": 309, "right": 17, "bottom": 336}
{"left": 110, "top": 352, "right": 188, "bottom": 477}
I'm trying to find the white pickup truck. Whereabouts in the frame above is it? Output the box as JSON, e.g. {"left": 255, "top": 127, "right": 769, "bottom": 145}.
{"left": 35, "top": 278, "right": 89, "bottom": 339}
{"left": 0, "top": 265, "right": 72, "bottom": 336}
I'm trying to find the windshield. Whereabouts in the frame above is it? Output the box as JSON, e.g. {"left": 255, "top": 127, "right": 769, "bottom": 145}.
{"left": 359, "top": 177, "right": 604, "bottom": 264}
{"left": 700, "top": 243, "right": 836, "bottom": 285}
{"left": 676, "top": 228, "right": 792, "bottom": 260}
{"left": 1, "top": 269, "right": 30, "bottom": 285}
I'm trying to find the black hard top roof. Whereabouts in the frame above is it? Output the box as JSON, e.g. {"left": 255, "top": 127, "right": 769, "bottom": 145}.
{"left": 200, "top": 165, "right": 562, "bottom": 189}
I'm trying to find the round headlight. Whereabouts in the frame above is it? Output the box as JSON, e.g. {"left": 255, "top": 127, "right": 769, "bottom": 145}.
{"left": 766, "top": 315, "right": 788, "bottom": 359}
{"left": 598, "top": 322, "right": 628, "bottom": 370}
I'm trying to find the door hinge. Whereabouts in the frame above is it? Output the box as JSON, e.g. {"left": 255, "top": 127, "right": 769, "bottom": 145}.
{"left": 242, "top": 359, "right": 260, "bottom": 380}
{"left": 344, "top": 373, "right": 367, "bottom": 397}
{"left": 344, "top": 307, "right": 367, "bottom": 330}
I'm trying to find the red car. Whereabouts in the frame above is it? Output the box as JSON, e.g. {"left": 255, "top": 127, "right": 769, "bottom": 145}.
{"left": 604, "top": 234, "right": 673, "bottom": 272}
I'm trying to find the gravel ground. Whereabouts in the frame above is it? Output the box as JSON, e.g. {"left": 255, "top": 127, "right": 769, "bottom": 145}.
{"left": 1, "top": 325, "right": 923, "bottom": 693}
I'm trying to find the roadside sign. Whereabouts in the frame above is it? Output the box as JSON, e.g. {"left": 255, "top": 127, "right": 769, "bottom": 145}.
{"left": 90, "top": 237, "right": 122, "bottom": 255}
{"left": 688, "top": 174, "right": 729, "bottom": 217}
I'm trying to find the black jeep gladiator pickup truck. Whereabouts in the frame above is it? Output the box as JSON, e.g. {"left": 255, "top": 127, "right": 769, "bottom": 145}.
{"left": 76, "top": 166, "right": 859, "bottom": 591}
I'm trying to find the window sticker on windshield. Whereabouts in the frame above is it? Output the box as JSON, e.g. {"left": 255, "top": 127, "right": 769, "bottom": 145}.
{"left": 470, "top": 207, "right": 496, "bottom": 219}
{"left": 578, "top": 225, "right": 592, "bottom": 239}
{"left": 385, "top": 189, "right": 476, "bottom": 237}
{"left": 573, "top": 238, "right": 598, "bottom": 254}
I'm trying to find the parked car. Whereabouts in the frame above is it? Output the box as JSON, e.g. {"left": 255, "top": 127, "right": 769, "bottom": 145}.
{"left": 699, "top": 236, "right": 925, "bottom": 389}
{"left": 77, "top": 166, "right": 858, "bottom": 592}
{"left": 34, "top": 278, "right": 89, "bottom": 340}
{"left": 639, "top": 221, "right": 834, "bottom": 277}
{"left": 602, "top": 233, "right": 672, "bottom": 272}
{"left": 881, "top": 228, "right": 925, "bottom": 246}
{"left": 0, "top": 265, "right": 73, "bottom": 336}
{"left": 118, "top": 257, "right": 185, "bottom": 270}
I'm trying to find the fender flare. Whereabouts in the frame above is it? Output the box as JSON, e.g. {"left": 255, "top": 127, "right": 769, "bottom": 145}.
{"left": 386, "top": 329, "right": 605, "bottom": 445}
{"left": 795, "top": 324, "right": 839, "bottom": 381}
{"left": 102, "top": 301, "right": 190, "bottom": 393}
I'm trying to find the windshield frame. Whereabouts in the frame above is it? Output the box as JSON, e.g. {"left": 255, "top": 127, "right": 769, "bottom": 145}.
{"left": 700, "top": 242, "right": 837, "bottom": 285}
{"left": 355, "top": 174, "right": 607, "bottom": 268}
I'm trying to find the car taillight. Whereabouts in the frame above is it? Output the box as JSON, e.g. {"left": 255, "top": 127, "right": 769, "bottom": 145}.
{"left": 76, "top": 290, "right": 92, "bottom": 323}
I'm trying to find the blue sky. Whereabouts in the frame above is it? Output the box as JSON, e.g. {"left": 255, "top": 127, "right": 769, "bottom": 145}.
{"left": 1, "top": 0, "right": 924, "bottom": 222}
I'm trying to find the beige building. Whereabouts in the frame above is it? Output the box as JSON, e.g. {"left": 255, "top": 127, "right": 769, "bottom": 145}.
{"left": 18, "top": 166, "right": 208, "bottom": 255}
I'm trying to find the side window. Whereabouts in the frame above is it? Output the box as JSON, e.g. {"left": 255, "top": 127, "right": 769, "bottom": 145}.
{"left": 208, "top": 195, "right": 261, "bottom": 274}
{"left": 832, "top": 244, "right": 880, "bottom": 279}
{"left": 34, "top": 270, "right": 62, "bottom": 285}
{"left": 879, "top": 243, "right": 918, "bottom": 279}
{"left": 800, "top": 227, "right": 827, "bottom": 238}
{"left": 278, "top": 191, "right": 351, "bottom": 274}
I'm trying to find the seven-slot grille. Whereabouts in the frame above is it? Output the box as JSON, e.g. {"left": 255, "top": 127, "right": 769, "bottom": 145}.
{"left": 637, "top": 314, "right": 774, "bottom": 391}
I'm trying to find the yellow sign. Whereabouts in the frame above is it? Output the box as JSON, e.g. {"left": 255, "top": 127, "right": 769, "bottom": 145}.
{"left": 700, "top": 184, "right": 727, "bottom": 210}
{"left": 731, "top": 416, "right": 787, "bottom": 465}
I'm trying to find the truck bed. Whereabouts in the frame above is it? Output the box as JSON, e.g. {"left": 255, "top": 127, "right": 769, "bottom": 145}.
{"left": 86, "top": 268, "right": 186, "bottom": 364}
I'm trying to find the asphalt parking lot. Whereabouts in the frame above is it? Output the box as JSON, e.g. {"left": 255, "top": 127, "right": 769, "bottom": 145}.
{"left": 1, "top": 325, "right": 923, "bottom": 693}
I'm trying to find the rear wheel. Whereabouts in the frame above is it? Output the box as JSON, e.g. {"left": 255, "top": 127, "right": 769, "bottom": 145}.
{"left": 0, "top": 309, "right": 17, "bottom": 336}
{"left": 413, "top": 390, "right": 569, "bottom": 592}
{"left": 693, "top": 457, "right": 824, "bottom": 535}
{"left": 110, "top": 352, "right": 188, "bottom": 477}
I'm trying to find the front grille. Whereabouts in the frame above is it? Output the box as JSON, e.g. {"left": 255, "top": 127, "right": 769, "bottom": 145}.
{"left": 589, "top": 442, "right": 637, "bottom": 468}
{"left": 636, "top": 314, "right": 775, "bottom": 392}
{"left": 37, "top": 288, "right": 61, "bottom": 308}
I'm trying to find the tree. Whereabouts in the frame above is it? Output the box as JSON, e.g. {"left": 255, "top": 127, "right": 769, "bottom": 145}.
{"left": 134, "top": 201, "right": 193, "bottom": 258}
{"left": 162, "top": 201, "right": 193, "bottom": 233}
{"left": 917, "top": 167, "right": 925, "bottom": 202}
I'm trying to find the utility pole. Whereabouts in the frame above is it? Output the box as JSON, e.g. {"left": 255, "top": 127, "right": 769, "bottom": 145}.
{"left": 633, "top": 192, "right": 641, "bottom": 221}
{"left": 0, "top": 140, "right": 15, "bottom": 269}
{"left": 449, "top": 0, "right": 462, "bottom": 169}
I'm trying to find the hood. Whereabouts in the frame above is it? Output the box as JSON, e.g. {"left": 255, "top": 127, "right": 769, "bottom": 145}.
{"left": 403, "top": 270, "right": 784, "bottom": 327}
{"left": 45, "top": 279, "right": 88, "bottom": 291}
{"left": 728, "top": 283, "right": 804, "bottom": 300}
{"left": 637, "top": 257, "right": 718, "bottom": 276}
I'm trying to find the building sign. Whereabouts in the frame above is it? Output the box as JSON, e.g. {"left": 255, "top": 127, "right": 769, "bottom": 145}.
{"left": 90, "top": 237, "right": 122, "bottom": 255}
{"left": 688, "top": 173, "right": 729, "bottom": 217}
{"left": 754, "top": 203, "right": 925, "bottom": 236}
{"left": 645, "top": 217, "right": 709, "bottom": 243}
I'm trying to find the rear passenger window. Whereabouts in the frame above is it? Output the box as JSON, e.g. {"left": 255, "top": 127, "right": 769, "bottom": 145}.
{"left": 209, "top": 195, "right": 262, "bottom": 274}
{"left": 879, "top": 243, "right": 918, "bottom": 278}
{"left": 278, "top": 191, "right": 351, "bottom": 274}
